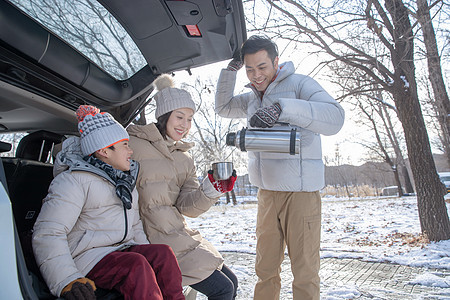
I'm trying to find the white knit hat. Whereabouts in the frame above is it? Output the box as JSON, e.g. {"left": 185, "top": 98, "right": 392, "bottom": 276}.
{"left": 76, "top": 105, "right": 129, "bottom": 156}
{"left": 153, "top": 74, "right": 196, "bottom": 119}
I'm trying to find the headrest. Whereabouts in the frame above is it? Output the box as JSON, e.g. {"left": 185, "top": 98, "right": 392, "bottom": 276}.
{"left": 0, "top": 141, "right": 11, "bottom": 153}
{"left": 16, "top": 130, "right": 64, "bottom": 162}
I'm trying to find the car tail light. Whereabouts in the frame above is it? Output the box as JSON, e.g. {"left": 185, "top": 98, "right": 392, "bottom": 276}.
{"left": 185, "top": 25, "right": 201, "bottom": 37}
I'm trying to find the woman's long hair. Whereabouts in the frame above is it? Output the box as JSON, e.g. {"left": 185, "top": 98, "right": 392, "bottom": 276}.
{"left": 155, "top": 111, "right": 171, "bottom": 140}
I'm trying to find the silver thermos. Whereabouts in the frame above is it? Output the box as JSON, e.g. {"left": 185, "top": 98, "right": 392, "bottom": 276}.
{"left": 226, "top": 127, "right": 300, "bottom": 155}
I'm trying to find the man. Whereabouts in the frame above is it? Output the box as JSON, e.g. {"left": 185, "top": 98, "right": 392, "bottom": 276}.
{"left": 215, "top": 35, "right": 345, "bottom": 300}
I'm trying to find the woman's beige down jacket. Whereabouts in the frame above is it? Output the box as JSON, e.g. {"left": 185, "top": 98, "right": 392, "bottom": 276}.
{"left": 127, "top": 123, "right": 224, "bottom": 286}
{"left": 32, "top": 137, "right": 148, "bottom": 297}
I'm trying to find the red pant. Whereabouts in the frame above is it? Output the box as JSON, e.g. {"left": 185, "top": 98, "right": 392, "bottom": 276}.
{"left": 87, "top": 244, "right": 185, "bottom": 300}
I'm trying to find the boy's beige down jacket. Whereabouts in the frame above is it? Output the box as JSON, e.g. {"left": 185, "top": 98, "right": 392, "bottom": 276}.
{"left": 32, "top": 137, "right": 148, "bottom": 297}
{"left": 128, "top": 123, "right": 224, "bottom": 286}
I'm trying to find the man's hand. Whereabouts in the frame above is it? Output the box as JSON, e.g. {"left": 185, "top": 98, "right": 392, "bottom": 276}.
{"left": 250, "top": 103, "right": 282, "bottom": 128}
{"left": 62, "top": 278, "right": 96, "bottom": 300}
{"left": 227, "top": 57, "right": 243, "bottom": 72}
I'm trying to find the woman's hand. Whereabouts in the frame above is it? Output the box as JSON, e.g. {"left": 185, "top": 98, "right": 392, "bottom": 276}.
{"left": 207, "top": 170, "right": 237, "bottom": 193}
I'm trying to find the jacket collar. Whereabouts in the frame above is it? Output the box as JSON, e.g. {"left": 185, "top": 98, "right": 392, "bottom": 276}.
{"left": 245, "top": 61, "right": 295, "bottom": 98}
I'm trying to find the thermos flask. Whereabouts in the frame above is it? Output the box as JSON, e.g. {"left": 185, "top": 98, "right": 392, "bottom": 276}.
{"left": 226, "top": 127, "right": 300, "bottom": 155}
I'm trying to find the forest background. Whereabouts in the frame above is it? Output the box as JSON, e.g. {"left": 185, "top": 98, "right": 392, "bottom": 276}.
{"left": 1, "top": 0, "right": 449, "bottom": 241}
{"left": 145, "top": 1, "right": 450, "bottom": 202}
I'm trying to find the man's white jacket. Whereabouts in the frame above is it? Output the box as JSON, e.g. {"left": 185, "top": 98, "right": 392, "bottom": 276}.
{"left": 215, "top": 61, "right": 345, "bottom": 192}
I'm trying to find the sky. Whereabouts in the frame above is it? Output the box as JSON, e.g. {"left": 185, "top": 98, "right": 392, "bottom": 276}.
{"left": 184, "top": 194, "right": 450, "bottom": 299}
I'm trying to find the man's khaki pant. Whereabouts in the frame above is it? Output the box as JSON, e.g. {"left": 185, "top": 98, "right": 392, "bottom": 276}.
{"left": 253, "top": 190, "right": 321, "bottom": 300}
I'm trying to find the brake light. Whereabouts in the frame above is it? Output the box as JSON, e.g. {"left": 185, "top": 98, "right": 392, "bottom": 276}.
{"left": 185, "top": 25, "right": 201, "bottom": 37}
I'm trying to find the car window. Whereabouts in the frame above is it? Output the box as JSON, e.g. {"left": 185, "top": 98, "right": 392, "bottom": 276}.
{"left": 9, "top": 0, "right": 147, "bottom": 80}
{"left": 440, "top": 176, "right": 450, "bottom": 182}
{"left": 0, "top": 133, "right": 25, "bottom": 157}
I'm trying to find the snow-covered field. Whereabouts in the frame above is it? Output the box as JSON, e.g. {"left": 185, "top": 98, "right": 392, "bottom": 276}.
{"left": 185, "top": 195, "right": 450, "bottom": 299}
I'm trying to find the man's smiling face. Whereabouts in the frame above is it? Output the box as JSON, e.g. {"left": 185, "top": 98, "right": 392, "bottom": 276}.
{"left": 244, "top": 49, "right": 279, "bottom": 93}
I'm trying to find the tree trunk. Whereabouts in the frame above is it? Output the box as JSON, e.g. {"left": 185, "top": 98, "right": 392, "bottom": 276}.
{"left": 390, "top": 165, "right": 403, "bottom": 196}
{"left": 401, "top": 164, "right": 414, "bottom": 194}
{"left": 231, "top": 189, "right": 237, "bottom": 205}
{"left": 380, "top": 103, "right": 414, "bottom": 193}
{"left": 362, "top": 102, "right": 405, "bottom": 196}
{"left": 386, "top": 0, "right": 450, "bottom": 241}
{"left": 344, "top": 183, "right": 352, "bottom": 198}
{"left": 416, "top": 0, "right": 450, "bottom": 167}
{"left": 393, "top": 86, "right": 449, "bottom": 240}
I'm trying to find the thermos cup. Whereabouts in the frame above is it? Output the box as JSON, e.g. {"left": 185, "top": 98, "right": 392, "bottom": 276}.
{"left": 211, "top": 162, "right": 233, "bottom": 180}
{"left": 226, "top": 127, "right": 300, "bottom": 155}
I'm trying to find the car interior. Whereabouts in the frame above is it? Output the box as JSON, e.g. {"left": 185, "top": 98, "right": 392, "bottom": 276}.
{"left": 0, "top": 0, "right": 246, "bottom": 298}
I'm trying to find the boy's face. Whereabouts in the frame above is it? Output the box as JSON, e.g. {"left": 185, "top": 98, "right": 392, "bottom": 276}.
{"left": 166, "top": 108, "right": 194, "bottom": 141}
{"left": 99, "top": 140, "right": 133, "bottom": 171}
{"left": 244, "top": 49, "right": 279, "bottom": 93}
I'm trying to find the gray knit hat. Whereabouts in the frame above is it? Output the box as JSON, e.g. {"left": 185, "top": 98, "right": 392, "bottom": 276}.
{"left": 76, "top": 105, "right": 129, "bottom": 156}
{"left": 153, "top": 74, "right": 196, "bottom": 119}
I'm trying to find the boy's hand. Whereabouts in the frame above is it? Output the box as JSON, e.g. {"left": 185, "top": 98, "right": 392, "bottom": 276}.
{"left": 62, "top": 277, "right": 96, "bottom": 300}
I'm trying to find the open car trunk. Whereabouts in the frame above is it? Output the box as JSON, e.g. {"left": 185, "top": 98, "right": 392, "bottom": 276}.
{"left": 0, "top": 0, "right": 246, "bottom": 298}
{"left": 0, "top": 0, "right": 246, "bottom": 133}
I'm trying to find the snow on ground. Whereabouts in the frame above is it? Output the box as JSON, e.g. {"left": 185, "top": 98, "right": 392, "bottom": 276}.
{"left": 184, "top": 194, "right": 450, "bottom": 298}
{"left": 186, "top": 195, "right": 450, "bottom": 268}
{"left": 322, "top": 286, "right": 361, "bottom": 300}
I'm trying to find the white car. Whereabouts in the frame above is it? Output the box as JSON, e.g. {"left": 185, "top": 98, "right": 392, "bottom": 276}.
{"left": 0, "top": 0, "right": 246, "bottom": 298}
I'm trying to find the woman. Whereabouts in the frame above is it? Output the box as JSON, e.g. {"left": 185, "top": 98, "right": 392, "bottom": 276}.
{"left": 128, "top": 74, "right": 238, "bottom": 300}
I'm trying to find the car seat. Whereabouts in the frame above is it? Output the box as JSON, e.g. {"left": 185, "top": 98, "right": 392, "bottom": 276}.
{"left": 1, "top": 131, "right": 64, "bottom": 299}
{"left": 2, "top": 131, "right": 125, "bottom": 299}
{"left": 3, "top": 130, "right": 63, "bottom": 236}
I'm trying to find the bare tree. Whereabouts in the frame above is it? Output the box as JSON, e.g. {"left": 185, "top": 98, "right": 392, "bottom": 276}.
{"left": 245, "top": 0, "right": 450, "bottom": 240}
{"left": 182, "top": 77, "right": 245, "bottom": 204}
{"left": 377, "top": 95, "right": 415, "bottom": 193}
{"left": 324, "top": 144, "right": 355, "bottom": 198}
{"left": 358, "top": 100, "right": 404, "bottom": 196}
{"left": 328, "top": 60, "right": 415, "bottom": 194}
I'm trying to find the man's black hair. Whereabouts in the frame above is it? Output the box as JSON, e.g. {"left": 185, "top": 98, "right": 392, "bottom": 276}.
{"left": 240, "top": 35, "right": 279, "bottom": 63}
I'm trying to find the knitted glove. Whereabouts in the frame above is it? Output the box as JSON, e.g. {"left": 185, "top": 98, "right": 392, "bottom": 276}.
{"left": 250, "top": 103, "right": 282, "bottom": 128}
{"left": 227, "top": 57, "right": 243, "bottom": 72}
{"left": 62, "top": 278, "right": 96, "bottom": 300}
{"left": 207, "top": 170, "right": 237, "bottom": 193}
